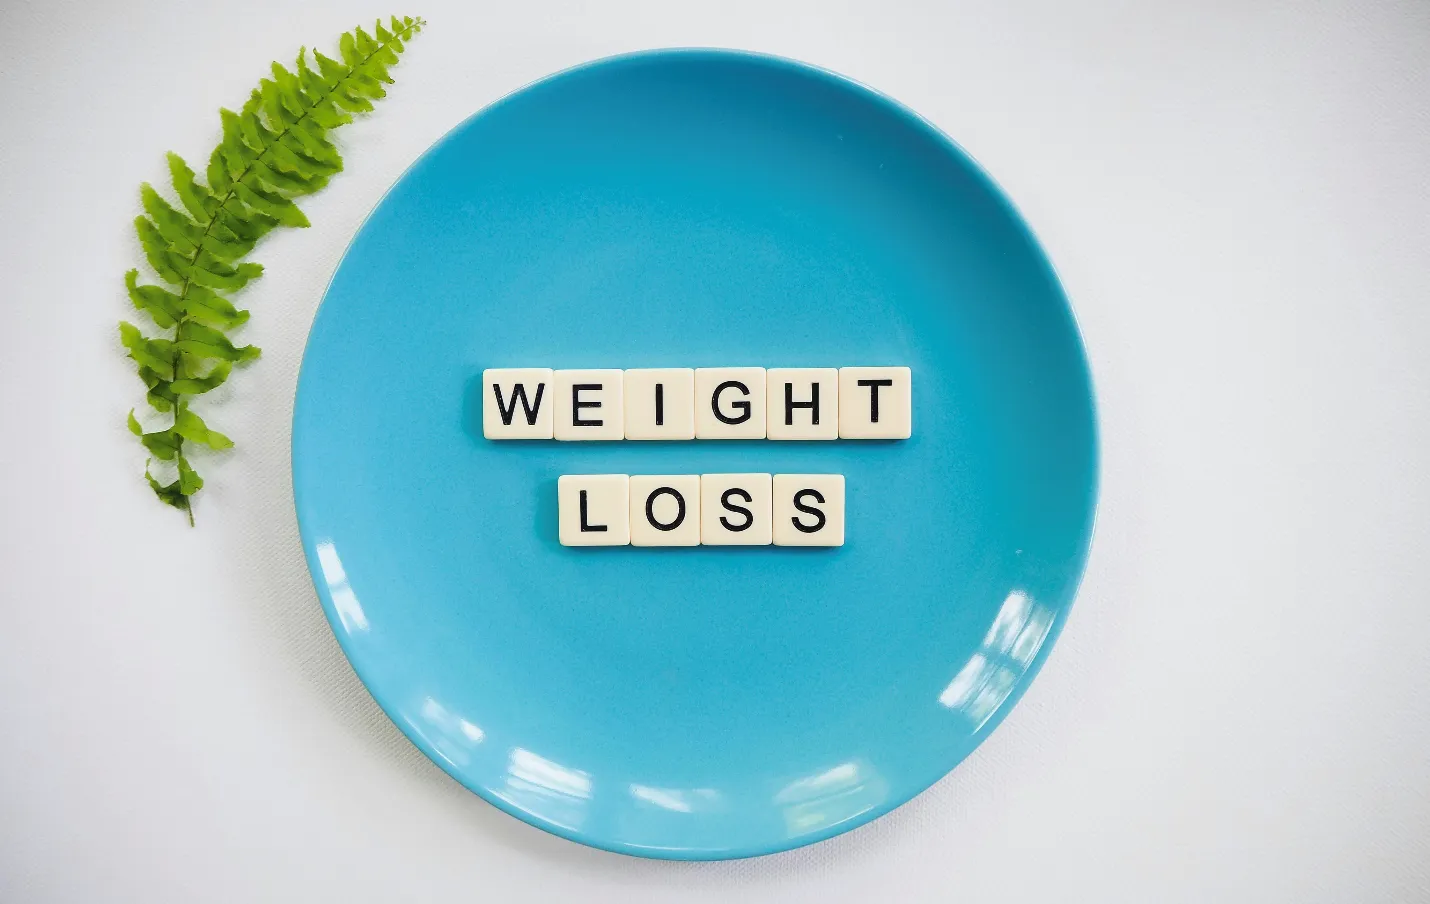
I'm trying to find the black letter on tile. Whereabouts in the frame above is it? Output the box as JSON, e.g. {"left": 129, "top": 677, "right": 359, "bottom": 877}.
{"left": 712, "top": 381, "right": 752, "bottom": 425}
{"left": 784, "top": 382, "right": 819, "bottom": 425}
{"left": 492, "top": 382, "right": 546, "bottom": 426}
{"left": 645, "top": 487, "right": 686, "bottom": 531}
{"left": 579, "top": 490, "right": 607, "bottom": 532}
{"left": 857, "top": 378, "right": 894, "bottom": 423}
{"left": 791, "top": 489, "right": 826, "bottom": 533}
{"left": 719, "top": 488, "right": 754, "bottom": 532}
{"left": 655, "top": 383, "right": 665, "bottom": 426}
{"left": 572, "top": 383, "right": 603, "bottom": 426}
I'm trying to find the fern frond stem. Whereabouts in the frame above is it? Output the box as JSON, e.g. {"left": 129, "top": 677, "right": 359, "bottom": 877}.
{"left": 162, "top": 19, "right": 420, "bottom": 518}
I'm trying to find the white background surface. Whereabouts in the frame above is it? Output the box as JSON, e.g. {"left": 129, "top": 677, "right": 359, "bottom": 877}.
{"left": 2, "top": 1, "right": 1429, "bottom": 901}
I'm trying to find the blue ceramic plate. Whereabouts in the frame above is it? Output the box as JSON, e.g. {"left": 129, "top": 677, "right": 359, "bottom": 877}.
{"left": 294, "top": 49, "right": 1097, "bottom": 860}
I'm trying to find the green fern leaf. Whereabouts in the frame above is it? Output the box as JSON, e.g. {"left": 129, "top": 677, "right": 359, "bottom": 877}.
{"left": 218, "top": 110, "right": 258, "bottom": 160}
{"left": 137, "top": 426, "right": 182, "bottom": 461}
{"left": 147, "top": 382, "right": 178, "bottom": 413}
{"left": 312, "top": 50, "right": 348, "bottom": 88}
{"left": 177, "top": 456, "right": 204, "bottom": 495}
{"left": 175, "top": 320, "right": 260, "bottom": 364}
{"left": 135, "top": 364, "right": 167, "bottom": 391}
{"left": 183, "top": 285, "right": 250, "bottom": 330}
{"left": 145, "top": 468, "right": 193, "bottom": 523}
{"left": 305, "top": 102, "right": 351, "bottom": 130}
{"left": 170, "top": 361, "right": 233, "bottom": 395}
{"left": 271, "top": 63, "right": 311, "bottom": 117}
{"left": 355, "top": 26, "right": 378, "bottom": 55}
{"left": 133, "top": 217, "right": 188, "bottom": 284}
{"left": 258, "top": 79, "right": 298, "bottom": 130}
{"left": 146, "top": 473, "right": 186, "bottom": 501}
{"left": 215, "top": 205, "right": 278, "bottom": 244}
{"left": 357, "top": 73, "right": 389, "bottom": 100}
{"left": 140, "top": 185, "right": 204, "bottom": 256}
{"left": 167, "top": 154, "right": 217, "bottom": 220}
{"left": 333, "top": 87, "right": 376, "bottom": 115}
{"left": 339, "top": 31, "right": 361, "bottom": 68}
{"left": 119, "top": 321, "right": 176, "bottom": 380}
{"left": 187, "top": 255, "right": 263, "bottom": 292}
{"left": 121, "top": 15, "right": 424, "bottom": 522}
{"left": 198, "top": 228, "right": 253, "bottom": 263}
{"left": 282, "top": 126, "right": 342, "bottom": 171}
{"left": 234, "top": 180, "right": 309, "bottom": 227}
{"left": 125, "top": 269, "right": 183, "bottom": 328}
{"left": 173, "top": 404, "right": 234, "bottom": 451}
{"left": 296, "top": 56, "right": 337, "bottom": 118}
{"left": 205, "top": 150, "right": 232, "bottom": 196}
{"left": 250, "top": 157, "right": 325, "bottom": 194}
{"left": 230, "top": 106, "right": 273, "bottom": 154}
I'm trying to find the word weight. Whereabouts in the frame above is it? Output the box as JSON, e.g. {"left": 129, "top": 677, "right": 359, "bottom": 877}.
{"left": 484, "top": 367, "right": 910, "bottom": 440}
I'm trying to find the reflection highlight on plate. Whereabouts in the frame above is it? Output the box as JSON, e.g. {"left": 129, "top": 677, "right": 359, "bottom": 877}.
{"left": 407, "top": 695, "right": 486, "bottom": 768}
{"left": 629, "top": 784, "right": 723, "bottom": 813}
{"left": 494, "top": 748, "right": 593, "bottom": 831}
{"left": 774, "top": 760, "right": 889, "bottom": 834}
{"left": 939, "top": 590, "right": 1054, "bottom": 729}
{"left": 315, "top": 540, "right": 368, "bottom": 633}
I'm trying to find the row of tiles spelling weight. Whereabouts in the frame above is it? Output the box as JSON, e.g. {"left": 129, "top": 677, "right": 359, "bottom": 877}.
{"left": 484, "top": 367, "right": 910, "bottom": 441}
{"left": 559, "top": 474, "right": 845, "bottom": 547}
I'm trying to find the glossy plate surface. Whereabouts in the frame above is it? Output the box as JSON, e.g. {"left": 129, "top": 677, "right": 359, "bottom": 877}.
{"left": 293, "top": 49, "right": 1097, "bottom": 860}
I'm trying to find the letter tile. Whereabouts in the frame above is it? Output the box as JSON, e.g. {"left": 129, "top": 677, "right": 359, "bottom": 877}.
{"left": 839, "top": 366, "right": 911, "bottom": 439}
{"left": 694, "top": 367, "right": 767, "bottom": 439}
{"left": 558, "top": 474, "right": 630, "bottom": 546}
{"left": 700, "top": 473, "right": 773, "bottom": 546}
{"left": 554, "top": 369, "right": 624, "bottom": 441}
{"left": 629, "top": 474, "right": 701, "bottom": 547}
{"left": 766, "top": 368, "right": 839, "bottom": 440}
{"left": 772, "top": 474, "right": 845, "bottom": 546}
{"left": 482, "top": 368, "right": 554, "bottom": 439}
{"left": 624, "top": 368, "right": 695, "bottom": 440}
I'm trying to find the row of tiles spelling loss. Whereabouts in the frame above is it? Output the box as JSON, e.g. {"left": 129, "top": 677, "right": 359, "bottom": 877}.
{"left": 483, "top": 367, "right": 911, "bottom": 441}
{"left": 559, "top": 474, "right": 845, "bottom": 547}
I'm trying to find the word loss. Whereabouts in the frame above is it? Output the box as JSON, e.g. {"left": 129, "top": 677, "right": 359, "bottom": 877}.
{"left": 558, "top": 474, "right": 845, "bottom": 547}
{"left": 483, "top": 367, "right": 911, "bottom": 441}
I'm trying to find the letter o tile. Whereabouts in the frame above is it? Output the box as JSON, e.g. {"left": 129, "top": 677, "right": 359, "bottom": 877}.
{"left": 629, "top": 474, "right": 701, "bottom": 546}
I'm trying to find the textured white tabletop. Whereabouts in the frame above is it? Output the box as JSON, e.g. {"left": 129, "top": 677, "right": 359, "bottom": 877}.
{"left": 3, "top": 1, "right": 1428, "bottom": 901}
